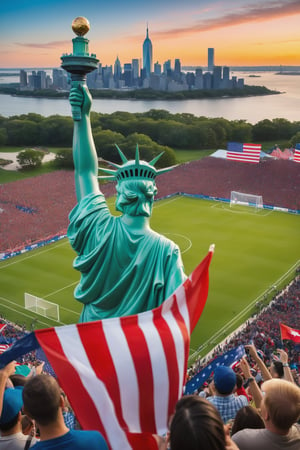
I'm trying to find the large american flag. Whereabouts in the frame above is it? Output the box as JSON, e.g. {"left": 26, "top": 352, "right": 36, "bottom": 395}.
{"left": 226, "top": 142, "right": 261, "bottom": 163}
{"left": 293, "top": 144, "right": 300, "bottom": 163}
{"left": 0, "top": 249, "right": 213, "bottom": 450}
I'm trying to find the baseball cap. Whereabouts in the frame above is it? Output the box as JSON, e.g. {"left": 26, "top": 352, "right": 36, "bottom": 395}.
{"left": 214, "top": 366, "right": 236, "bottom": 394}
{"left": 0, "top": 387, "right": 23, "bottom": 426}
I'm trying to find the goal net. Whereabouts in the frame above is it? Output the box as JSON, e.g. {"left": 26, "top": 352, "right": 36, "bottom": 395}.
{"left": 230, "top": 191, "right": 263, "bottom": 209}
{"left": 24, "top": 293, "right": 60, "bottom": 322}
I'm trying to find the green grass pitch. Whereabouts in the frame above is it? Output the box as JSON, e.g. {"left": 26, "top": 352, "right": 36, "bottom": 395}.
{"left": 1, "top": 196, "right": 299, "bottom": 361}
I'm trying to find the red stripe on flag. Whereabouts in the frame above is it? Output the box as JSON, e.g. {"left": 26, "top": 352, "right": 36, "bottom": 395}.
{"left": 120, "top": 314, "right": 156, "bottom": 432}
{"left": 35, "top": 327, "right": 107, "bottom": 437}
{"left": 153, "top": 300, "right": 182, "bottom": 419}
{"left": 77, "top": 321, "right": 126, "bottom": 432}
{"left": 186, "top": 251, "right": 212, "bottom": 331}
{"left": 294, "top": 149, "right": 300, "bottom": 163}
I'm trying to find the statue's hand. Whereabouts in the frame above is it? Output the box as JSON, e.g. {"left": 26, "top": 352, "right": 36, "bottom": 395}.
{"left": 69, "top": 85, "right": 92, "bottom": 120}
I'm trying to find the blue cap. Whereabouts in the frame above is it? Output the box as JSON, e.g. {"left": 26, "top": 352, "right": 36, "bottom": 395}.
{"left": 0, "top": 388, "right": 23, "bottom": 426}
{"left": 214, "top": 366, "right": 236, "bottom": 394}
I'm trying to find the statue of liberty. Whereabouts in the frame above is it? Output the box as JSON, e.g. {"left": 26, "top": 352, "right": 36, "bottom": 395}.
{"left": 68, "top": 84, "right": 187, "bottom": 322}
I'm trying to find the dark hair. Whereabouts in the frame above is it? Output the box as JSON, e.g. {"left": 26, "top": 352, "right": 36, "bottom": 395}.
{"left": 23, "top": 374, "right": 61, "bottom": 426}
{"left": 0, "top": 413, "right": 19, "bottom": 432}
{"left": 235, "top": 373, "right": 244, "bottom": 389}
{"left": 170, "top": 396, "right": 226, "bottom": 450}
{"left": 271, "top": 361, "right": 284, "bottom": 378}
{"left": 10, "top": 374, "right": 28, "bottom": 387}
{"left": 231, "top": 406, "right": 265, "bottom": 436}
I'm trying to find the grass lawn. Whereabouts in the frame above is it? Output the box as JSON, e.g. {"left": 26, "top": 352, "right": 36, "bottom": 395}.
{"left": 1, "top": 196, "right": 299, "bottom": 361}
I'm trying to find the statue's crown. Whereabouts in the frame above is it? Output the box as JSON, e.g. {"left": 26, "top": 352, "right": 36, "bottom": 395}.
{"left": 98, "top": 144, "right": 176, "bottom": 182}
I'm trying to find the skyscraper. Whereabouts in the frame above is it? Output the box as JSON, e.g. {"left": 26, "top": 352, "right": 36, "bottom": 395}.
{"left": 208, "top": 48, "right": 214, "bottom": 71}
{"left": 143, "top": 25, "right": 152, "bottom": 78}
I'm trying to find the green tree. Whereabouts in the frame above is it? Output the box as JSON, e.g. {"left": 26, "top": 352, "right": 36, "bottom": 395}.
{"left": 55, "top": 148, "right": 74, "bottom": 169}
{"left": 0, "top": 127, "right": 7, "bottom": 146}
{"left": 252, "top": 119, "right": 276, "bottom": 141}
{"left": 5, "top": 119, "right": 40, "bottom": 145}
{"left": 289, "top": 132, "right": 300, "bottom": 148}
{"left": 17, "top": 149, "right": 44, "bottom": 169}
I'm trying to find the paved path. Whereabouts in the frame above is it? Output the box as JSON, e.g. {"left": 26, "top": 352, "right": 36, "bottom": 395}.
{"left": 0, "top": 151, "right": 56, "bottom": 171}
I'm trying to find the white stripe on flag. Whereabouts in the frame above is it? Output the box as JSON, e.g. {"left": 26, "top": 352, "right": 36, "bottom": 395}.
{"left": 55, "top": 325, "right": 131, "bottom": 450}
{"left": 102, "top": 318, "right": 141, "bottom": 432}
{"left": 162, "top": 295, "right": 187, "bottom": 399}
{"left": 170, "top": 282, "right": 190, "bottom": 335}
{"left": 138, "top": 310, "right": 169, "bottom": 434}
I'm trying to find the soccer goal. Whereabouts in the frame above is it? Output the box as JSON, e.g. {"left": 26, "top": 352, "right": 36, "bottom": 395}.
{"left": 230, "top": 191, "right": 263, "bottom": 209}
{"left": 24, "top": 293, "right": 60, "bottom": 322}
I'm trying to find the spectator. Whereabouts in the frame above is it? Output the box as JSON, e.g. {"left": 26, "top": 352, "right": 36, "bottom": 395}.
{"left": 0, "top": 386, "right": 38, "bottom": 449}
{"left": 207, "top": 366, "right": 248, "bottom": 424}
{"left": 232, "top": 378, "right": 300, "bottom": 449}
{"left": 22, "top": 374, "right": 108, "bottom": 449}
{"left": 168, "top": 395, "right": 239, "bottom": 450}
{"left": 231, "top": 405, "right": 265, "bottom": 436}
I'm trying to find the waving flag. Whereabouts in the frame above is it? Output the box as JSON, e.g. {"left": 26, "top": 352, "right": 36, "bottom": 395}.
{"left": 293, "top": 144, "right": 300, "bottom": 163}
{"left": 184, "top": 345, "right": 245, "bottom": 395}
{"left": 226, "top": 142, "right": 261, "bottom": 163}
{"left": 0, "top": 249, "right": 213, "bottom": 450}
{"left": 280, "top": 323, "right": 300, "bottom": 343}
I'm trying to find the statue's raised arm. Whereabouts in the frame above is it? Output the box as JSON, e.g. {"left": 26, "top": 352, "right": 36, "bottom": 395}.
{"left": 65, "top": 19, "right": 187, "bottom": 323}
{"left": 69, "top": 85, "right": 100, "bottom": 201}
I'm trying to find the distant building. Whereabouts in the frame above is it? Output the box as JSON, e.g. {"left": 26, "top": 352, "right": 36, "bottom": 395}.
{"left": 208, "top": 48, "right": 214, "bottom": 71}
{"left": 143, "top": 25, "right": 152, "bottom": 78}
{"left": 20, "top": 70, "right": 28, "bottom": 89}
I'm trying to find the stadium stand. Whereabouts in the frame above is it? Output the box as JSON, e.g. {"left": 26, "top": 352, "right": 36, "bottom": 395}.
{"left": 1, "top": 157, "right": 299, "bottom": 254}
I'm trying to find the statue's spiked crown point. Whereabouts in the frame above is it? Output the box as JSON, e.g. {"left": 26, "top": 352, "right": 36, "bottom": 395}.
{"left": 98, "top": 144, "right": 177, "bottom": 182}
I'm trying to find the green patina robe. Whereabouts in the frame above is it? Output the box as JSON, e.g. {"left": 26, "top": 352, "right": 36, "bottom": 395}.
{"left": 68, "top": 193, "right": 187, "bottom": 321}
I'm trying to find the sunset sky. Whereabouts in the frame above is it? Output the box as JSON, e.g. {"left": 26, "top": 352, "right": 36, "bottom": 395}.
{"left": 1, "top": 0, "right": 300, "bottom": 69}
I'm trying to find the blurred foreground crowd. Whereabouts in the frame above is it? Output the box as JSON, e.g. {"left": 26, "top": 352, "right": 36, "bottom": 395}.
{"left": 0, "top": 274, "right": 299, "bottom": 449}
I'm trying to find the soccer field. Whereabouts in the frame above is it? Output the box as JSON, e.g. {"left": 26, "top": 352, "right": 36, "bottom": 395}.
{"left": 1, "top": 195, "right": 299, "bottom": 360}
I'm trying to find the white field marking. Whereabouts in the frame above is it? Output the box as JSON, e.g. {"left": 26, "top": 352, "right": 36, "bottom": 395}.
{"left": 189, "top": 259, "right": 300, "bottom": 361}
{"left": 162, "top": 233, "right": 192, "bottom": 255}
{"left": 0, "top": 240, "right": 69, "bottom": 269}
{"left": 154, "top": 196, "right": 183, "bottom": 209}
{"left": 0, "top": 296, "right": 66, "bottom": 326}
{"left": 43, "top": 281, "right": 78, "bottom": 299}
{"left": 210, "top": 202, "right": 273, "bottom": 217}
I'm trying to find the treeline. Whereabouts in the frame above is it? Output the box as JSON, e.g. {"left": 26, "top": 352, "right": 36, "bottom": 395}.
{"left": 1, "top": 111, "right": 300, "bottom": 168}
{"left": 0, "top": 85, "right": 278, "bottom": 100}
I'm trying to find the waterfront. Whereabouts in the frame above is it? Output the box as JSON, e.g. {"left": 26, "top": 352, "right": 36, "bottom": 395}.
{"left": 0, "top": 71, "right": 300, "bottom": 124}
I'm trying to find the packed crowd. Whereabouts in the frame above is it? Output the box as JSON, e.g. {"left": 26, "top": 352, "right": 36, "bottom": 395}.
{"left": 1, "top": 156, "right": 299, "bottom": 254}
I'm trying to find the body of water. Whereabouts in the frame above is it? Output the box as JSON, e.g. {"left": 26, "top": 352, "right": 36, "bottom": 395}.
{"left": 0, "top": 71, "right": 300, "bottom": 124}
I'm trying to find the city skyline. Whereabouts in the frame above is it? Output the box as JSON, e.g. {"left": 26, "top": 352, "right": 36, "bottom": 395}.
{"left": 1, "top": 0, "right": 300, "bottom": 69}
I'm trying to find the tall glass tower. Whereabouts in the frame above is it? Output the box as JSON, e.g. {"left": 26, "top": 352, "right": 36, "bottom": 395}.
{"left": 208, "top": 48, "right": 214, "bottom": 71}
{"left": 143, "top": 25, "right": 152, "bottom": 77}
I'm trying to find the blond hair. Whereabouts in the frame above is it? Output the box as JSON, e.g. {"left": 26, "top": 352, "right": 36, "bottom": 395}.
{"left": 262, "top": 379, "right": 300, "bottom": 431}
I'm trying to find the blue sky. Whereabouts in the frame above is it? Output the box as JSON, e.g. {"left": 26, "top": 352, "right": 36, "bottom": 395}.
{"left": 1, "top": 0, "right": 300, "bottom": 68}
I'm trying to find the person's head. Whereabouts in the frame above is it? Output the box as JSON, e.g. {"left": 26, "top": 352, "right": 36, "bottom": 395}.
{"left": 23, "top": 374, "right": 62, "bottom": 426}
{"left": 0, "top": 387, "right": 23, "bottom": 432}
{"left": 235, "top": 373, "right": 244, "bottom": 390}
{"left": 231, "top": 405, "right": 265, "bottom": 436}
{"left": 260, "top": 378, "right": 300, "bottom": 433}
{"left": 213, "top": 366, "right": 236, "bottom": 395}
{"left": 115, "top": 179, "right": 157, "bottom": 217}
{"left": 169, "top": 395, "right": 227, "bottom": 450}
{"left": 270, "top": 360, "right": 284, "bottom": 378}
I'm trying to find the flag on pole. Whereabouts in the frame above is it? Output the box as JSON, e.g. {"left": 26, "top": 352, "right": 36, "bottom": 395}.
{"left": 293, "top": 144, "right": 300, "bottom": 163}
{"left": 0, "top": 249, "right": 213, "bottom": 450}
{"left": 226, "top": 142, "right": 261, "bottom": 163}
{"left": 280, "top": 323, "right": 300, "bottom": 343}
{"left": 184, "top": 345, "right": 245, "bottom": 395}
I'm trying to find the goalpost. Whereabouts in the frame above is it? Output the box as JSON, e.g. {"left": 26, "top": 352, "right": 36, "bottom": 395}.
{"left": 24, "top": 293, "right": 60, "bottom": 322}
{"left": 230, "top": 191, "right": 263, "bottom": 209}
